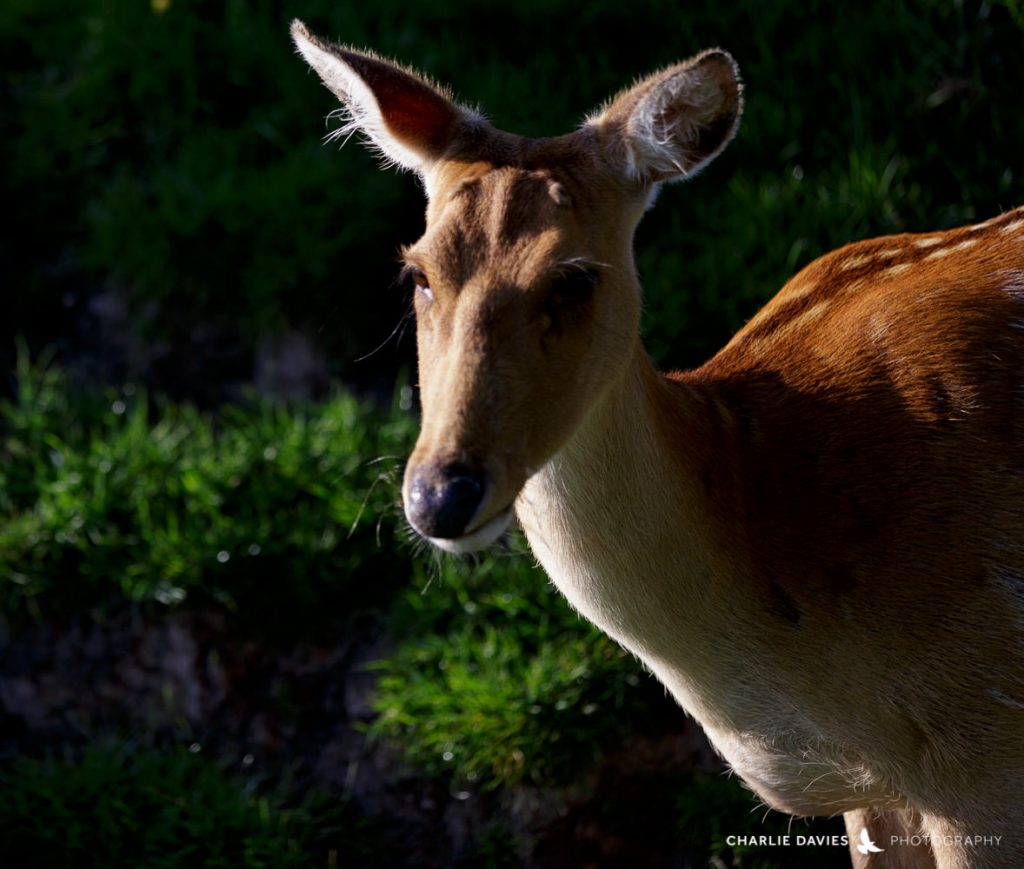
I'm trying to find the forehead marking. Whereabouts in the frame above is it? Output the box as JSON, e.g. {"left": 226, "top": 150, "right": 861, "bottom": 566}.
{"left": 484, "top": 169, "right": 570, "bottom": 246}
{"left": 448, "top": 176, "right": 482, "bottom": 202}
{"left": 548, "top": 180, "right": 571, "bottom": 207}
{"left": 418, "top": 168, "right": 572, "bottom": 289}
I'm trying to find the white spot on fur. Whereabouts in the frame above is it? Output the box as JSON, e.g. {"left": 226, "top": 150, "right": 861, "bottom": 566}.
{"left": 1001, "top": 218, "right": 1024, "bottom": 234}
{"left": 924, "top": 246, "right": 953, "bottom": 261}
{"left": 757, "top": 299, "right": 833, "bottom": 346}
{"left": 866, "top": 310, "right": 890, "bottom": 344}
{"left": 883, "top": 262, "right": 913, "bottom": 279}
{"left": 783, "top": 280, "right": 817, "bottom": 301}
{"left": 914, "top": 236, "right": 944, "bottom": 248}
{"left": 875, "top": 248, "right": 901, "bottom": 260}
{"left": 840, "top": 254, "right": 873, "bottom": 271}
{"left": 973, "top": 214, "right": 1004, "bottom": 230}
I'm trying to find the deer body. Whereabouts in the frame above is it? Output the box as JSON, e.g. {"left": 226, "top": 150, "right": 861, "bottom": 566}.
{"left": 520, "top": 218, "right": 1024, "bottom": 828}
{"left": 292, "top": 20, "right": 1024, "bottom": 867}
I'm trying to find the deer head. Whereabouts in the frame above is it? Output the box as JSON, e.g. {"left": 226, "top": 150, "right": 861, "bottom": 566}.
{"left": 292, "top": 21, "right": 742, "bottom": 552}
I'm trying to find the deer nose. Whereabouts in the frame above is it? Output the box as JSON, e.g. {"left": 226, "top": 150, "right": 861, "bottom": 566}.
{"left": 405, "top": 464, "right": 488, "bottom": 540}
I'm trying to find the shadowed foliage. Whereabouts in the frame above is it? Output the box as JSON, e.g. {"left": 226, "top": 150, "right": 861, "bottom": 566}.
{"left": 3, "top": 0, "right": 1023, "bottom": 865}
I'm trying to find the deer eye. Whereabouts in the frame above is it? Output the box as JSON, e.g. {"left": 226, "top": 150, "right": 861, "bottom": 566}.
{"left": 404, "top": 265, "right": 434, "bottom": 303}
{"left": 546, "top": 267, "right": 598, "bottom": 313}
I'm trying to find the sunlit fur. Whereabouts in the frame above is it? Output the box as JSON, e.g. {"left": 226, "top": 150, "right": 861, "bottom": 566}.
{"left": 293, "top": 20, "right": 1024, "bottom": 867}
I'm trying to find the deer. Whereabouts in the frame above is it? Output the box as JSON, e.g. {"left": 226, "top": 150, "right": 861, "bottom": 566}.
{"left": 291, "top": 20, "right": 1024, "bottom": 869}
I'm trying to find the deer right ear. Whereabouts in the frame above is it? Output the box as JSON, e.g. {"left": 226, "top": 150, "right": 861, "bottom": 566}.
{"left": 588, "top": 49, "right": 743, "bottom": 185}
{"left": 290, "top": 20, "right": 479, "bottom": 176}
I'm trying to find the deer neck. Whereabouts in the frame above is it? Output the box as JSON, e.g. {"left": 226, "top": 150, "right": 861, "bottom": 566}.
{"left": 516, "top": 342, "right": 733, "bottom": 704}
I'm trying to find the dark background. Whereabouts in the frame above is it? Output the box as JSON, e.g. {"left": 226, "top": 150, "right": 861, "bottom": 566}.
{"left": 8, "top": 1, "right": 1024, "bottom": 400}
{"left": 3, "top": 1, "right": 1023, "bottom": 866}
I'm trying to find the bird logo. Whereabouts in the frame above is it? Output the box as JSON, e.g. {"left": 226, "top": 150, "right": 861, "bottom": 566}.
{"left": 856, "top": 828, "right": 885, "bottom": 855}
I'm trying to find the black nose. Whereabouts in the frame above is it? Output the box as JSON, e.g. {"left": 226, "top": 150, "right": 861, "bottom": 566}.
{"left": 406, "top": 464, "right": 487, "bottom": 539}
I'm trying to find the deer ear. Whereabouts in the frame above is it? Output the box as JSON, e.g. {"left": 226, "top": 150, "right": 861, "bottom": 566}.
{"left": 588, "top": 49, "right": 743, "bottom": 184}
{"left": 291, "top": 20, "right": 476, "bottom": 175}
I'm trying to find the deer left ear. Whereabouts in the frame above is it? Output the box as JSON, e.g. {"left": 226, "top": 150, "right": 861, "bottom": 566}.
{"left": 589, "top": 49, "right": 743, "bottom": 185}
{"left": 291, "top": 20, "right": 479, "bottom": 175}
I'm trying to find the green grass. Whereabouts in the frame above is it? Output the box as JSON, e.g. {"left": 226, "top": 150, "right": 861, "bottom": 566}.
{"left": 3, "top": 356, "right": 838, "bottom": 861}
{"left": 4, "top": 2, "right": 1024, "bottom": 862}
{"left": 0, "top": 742, "right": 849, "bottom": 869}
{"left": 0, "top": 351, "right": 416, "bottom": 635}
{"left": 369, "top": 550, "right": 666, "bottom": 791}
{"left": 0, "top": 742, "right": 388, "bottom": 869}
{"left": 0, "top": 354, "right": 670, "bottom": 797}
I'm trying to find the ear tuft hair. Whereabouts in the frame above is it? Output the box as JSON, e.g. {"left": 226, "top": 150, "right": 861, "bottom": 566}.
{"left": 588, "top": 49, "right": 743, "bottom": 185}
{"left": 291, "top": 20, "right": 482, "bottom": 175}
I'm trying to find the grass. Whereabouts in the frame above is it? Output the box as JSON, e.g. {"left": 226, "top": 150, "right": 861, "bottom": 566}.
{"left": 4, "top": 1, "right": 1024, "bottom": 863}
{"left": 0, "top": 742, "right": 389, "bottom": 869}
{"left": 0, "top": 350, "right": 417, "bottom": 637}
{"left": 0, "top": 740, "right": 849, "bottom": 869}
{"left": 0, "top": 352, "right": 666, "bottom": 792}
{"left": 0, "top": 355, "right": 851, "bottom": 863}
{"left": 369, "top": 551, "right": 666, "bottom": 791}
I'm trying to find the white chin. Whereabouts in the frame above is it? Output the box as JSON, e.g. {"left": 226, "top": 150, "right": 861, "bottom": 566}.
{"left": 427, "top": 507, "right": 513, "bottom": 554}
